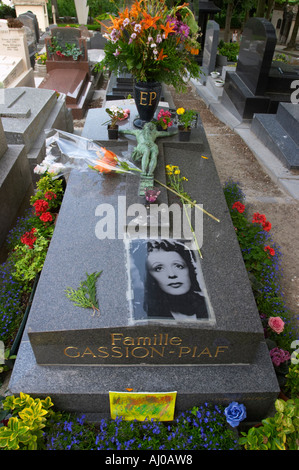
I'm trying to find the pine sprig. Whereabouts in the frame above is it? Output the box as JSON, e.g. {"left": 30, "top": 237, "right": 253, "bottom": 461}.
{"left": 65, "top": 271, "right": 102, "bottom": 316}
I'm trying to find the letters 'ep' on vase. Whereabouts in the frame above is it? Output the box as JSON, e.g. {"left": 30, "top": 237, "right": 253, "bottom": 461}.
{"left": 133, "top": 81, "right": 162, "bottom": 128}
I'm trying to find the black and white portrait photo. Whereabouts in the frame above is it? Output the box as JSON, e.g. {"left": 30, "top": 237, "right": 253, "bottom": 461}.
{"left": 126, "top": 239, "right": 214, "bottom": 323}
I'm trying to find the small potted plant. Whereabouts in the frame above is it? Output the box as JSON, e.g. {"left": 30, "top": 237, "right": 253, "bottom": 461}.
{"left": 103, "top": 106, "right": 130, "bottom": 139}
{"left": 176, "top": 107, "right": 197, "bottom": 141}
{"left": 35, "top": 52, "right": 47, "bottom": 74}
{"left": 156, "top": 109, "right": 173, "bottom": 130}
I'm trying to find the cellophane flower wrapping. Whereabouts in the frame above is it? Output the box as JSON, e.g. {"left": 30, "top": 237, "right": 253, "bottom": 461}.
{"left": 34, "top": 129, "right": 141, "bottom": 178}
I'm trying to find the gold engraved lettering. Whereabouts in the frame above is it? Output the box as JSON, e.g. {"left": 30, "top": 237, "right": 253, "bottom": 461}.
{"left": 131, "top": 347, "right": 149, "bottom": 358}
{"left": 139, "top": 92, "right": 148, "bottom": 105}
{"left": 81, "top": 347, "right": 97, "bottom": 358}
{"left": 137, "top": 337, "right": 152, "bottom": 346}
{"left": 178, "top": 346, "right": 191, "bottom": 357}
{"left": 150, "top": 347, "right": 165, "bottom": 357}
{"left": 97, "top": 347, "right": 109, "bottom": 358}
{"left": 64, "top": 346, "right": 80, "bottom": 358}
{"left": 111, "top": 333, "right": 123, "bottom": 345}
{"left": 215, "top": 346, "right": 229, "bottom": 357}
{"left": 169, "top": 337, "right": 182, "bottom": 346}
{"left": 197, "top": 347, "right": 212, "bottom": 357}
{"left": 149, "top": 91, "right": 157, "bottom": 106}
{"left": 111, "top": 346, "right": 123, "bottom": 358}
{"left": 123, "top": 336, "right": 135, "bottom": 345}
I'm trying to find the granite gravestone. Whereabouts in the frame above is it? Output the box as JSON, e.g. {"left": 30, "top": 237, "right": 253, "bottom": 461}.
{"left": 9, "top": 106, "right": 279, "bottom": 422}
{"left": 0, "top": 116, "right": 32, "bottom": 250}
{"left": 251, "top": 101, "right": 299, "bottom": 169}
{"left": 236, "top": 17, "right": 276, "bottom": 96}
{"left": 0, "top": 87, "right": 73, "bottom": 177}
{"left": 200, "top": 20, "right": 220, "bottom": 83}
{"left": 222, "top": 17, "right": 299, "bottom": 119}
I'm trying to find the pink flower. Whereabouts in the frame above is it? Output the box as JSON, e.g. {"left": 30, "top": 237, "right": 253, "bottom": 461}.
{"left": 270, "top": 347, "right": 290, "bottom": 367}
{"left": 268, "top": 316, "right": 285, "bottom": 334}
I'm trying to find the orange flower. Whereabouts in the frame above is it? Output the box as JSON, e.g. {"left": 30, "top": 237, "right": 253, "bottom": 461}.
{"left": 157, "top": 48, "right": 167, "bottom": 61}
{"left": 94, "top": 149, "right": 117, "bottom": 174}
{"left": 141, "top": 11, "right": 161, "bottom": 30}
{"left": 130, "top": 0, "right": 143, "bottom": 18}
{"left": 160, "top": 22, "right": 176, "bottom": 38}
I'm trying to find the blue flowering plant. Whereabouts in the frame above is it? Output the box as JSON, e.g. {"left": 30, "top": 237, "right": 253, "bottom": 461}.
{"left": 44, "top": 403, "right": 240, "bottom": 450}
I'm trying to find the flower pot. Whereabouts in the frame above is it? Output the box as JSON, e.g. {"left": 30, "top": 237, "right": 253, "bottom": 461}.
{"left": 133, "top": 81, "right": 162, "bottom": 128}
{"left": 178, "top": 126, "right": 191, "bottom": 141}
{"left": 35, "top": 63, "right": 47, "bottom": 74}
{"left": 108, "top": 124, "right": 119, "bottom": 140}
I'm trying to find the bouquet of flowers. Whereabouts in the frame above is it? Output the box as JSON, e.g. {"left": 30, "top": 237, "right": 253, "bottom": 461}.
{"left": 99, "top": 0, "right": 201, "bottom": 92}
{"left": 34, "top": 129, "right": 141, "bottom": 177}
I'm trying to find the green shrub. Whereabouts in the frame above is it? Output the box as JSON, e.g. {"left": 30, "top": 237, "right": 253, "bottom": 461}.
{"left": 0, "top": 393, "right": 55, "bottom": 450}
{"left": 239, "top": 398, "right": 299, "bottom": 450}
{"left": 218, "top": 40, "right": 239, "bottom": 61}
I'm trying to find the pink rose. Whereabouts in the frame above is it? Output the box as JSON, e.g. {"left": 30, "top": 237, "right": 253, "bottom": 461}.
{"left": 268, "top": 316, "right": 285, "bottom": 334}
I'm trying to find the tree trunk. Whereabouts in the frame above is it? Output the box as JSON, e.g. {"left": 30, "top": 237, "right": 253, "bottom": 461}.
{"left": 51, "top": 0, "right": 59, "bottom": 23}
{"left": 256, "top": 0, "right": 266, "bottom": 18}
{"left": 286, "top": 6, "right": 299, "bottom": 49}
{"left": 224, "top": 0, "right": 234, "bottom": 42}
{"left": 266, "top": 0, "right": 275, "bottom": 20}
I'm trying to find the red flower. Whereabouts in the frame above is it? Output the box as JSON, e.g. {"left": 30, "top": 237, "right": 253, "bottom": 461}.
{"left": 252, "top": 212, "right": 271, "bottom": 232}
{"left": 252, "top": 212, "right": 266, "bottom": 224}
{"left": 44, "top": 191, "right": 57, "bottom": 201}
{"left": 263, "top": 221, "right": 272, "bottom": 232}
{"left": 21, "top": 228, "right": 37, "bottom": 249}
{"left": 39, "top": 212, "right": 53, "bottom": 222}
{"left": 264, "top": 245, "right": 275, "bottom": 256}
{"left": 232, "top": 201, "right": 245, "bottom": 213}
{"left": 33, "top": 199, "right": 49, "bottom": 215}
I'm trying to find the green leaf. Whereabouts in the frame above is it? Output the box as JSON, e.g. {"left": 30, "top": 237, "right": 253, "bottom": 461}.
{"left": 65, "top": 271, "right": 103, "bottom": 315}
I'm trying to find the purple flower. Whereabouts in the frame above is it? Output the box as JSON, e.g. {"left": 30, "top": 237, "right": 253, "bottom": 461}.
{"left": 145, "top": 187, "right": 161, "bottom": 203}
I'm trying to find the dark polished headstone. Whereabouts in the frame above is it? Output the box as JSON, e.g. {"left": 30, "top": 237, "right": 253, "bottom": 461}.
{"left": 9, "top": 106, "right": 279, "bottom": 421}
{"left": 200, "top": 20, "right": 219, "bottom": 82}
{"left": 236, "top": 17, "right": 276, "bottom": 96}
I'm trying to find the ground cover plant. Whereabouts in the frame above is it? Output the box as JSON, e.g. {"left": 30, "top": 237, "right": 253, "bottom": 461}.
{"left": 0, "top": 173, "right": 64, "bottom": 362}
{"left": 223, "top": 180, "right": 298, "bottom": 392}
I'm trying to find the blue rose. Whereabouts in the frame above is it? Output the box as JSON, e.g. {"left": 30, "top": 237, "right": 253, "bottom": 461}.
{"left": 224, "top": 402, "right": 246, "bottom": 427}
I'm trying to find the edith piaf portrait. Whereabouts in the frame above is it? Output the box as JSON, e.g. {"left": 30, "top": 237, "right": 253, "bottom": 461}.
{"left": 126, "top": 239, "right": 214, "bottom": 323}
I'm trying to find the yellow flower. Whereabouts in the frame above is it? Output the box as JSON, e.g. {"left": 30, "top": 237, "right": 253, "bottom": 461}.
{"left": 176, "top": 107, "right": 185, "bottom": 115}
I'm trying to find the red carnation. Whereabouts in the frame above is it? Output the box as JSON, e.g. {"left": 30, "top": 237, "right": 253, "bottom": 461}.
{"left": 33, "top": 199, "right": 49, "bottom": 215}
{"left": 264, "top": 245, "right": 275, "bottom": 256}
{"left": 44, "top": 191, "right": 57, "bottom": 200}
{"left": 39, "top": 212, "right": 53, "bottom": 222}
{"left": 232, "top": 201, "right": 245, "bottom": 213}
{"left": 263, "top": 221, "right": 272, "bottom": 232}
{"left": 21, "top": 227, "right": 37, "bottom": 249}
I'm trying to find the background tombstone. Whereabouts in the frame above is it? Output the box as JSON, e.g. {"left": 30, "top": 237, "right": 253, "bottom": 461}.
{"left": 0, "top": 21, "right": 35, "bottom": 88}
{"left": 200, "top": 20, "right": 220, "bottom": 84}
{"left": 236, "top": 17, "right": 276, "bottom": 96}
{"left": 221, "top": 17, "right": 299, "bottom": 120}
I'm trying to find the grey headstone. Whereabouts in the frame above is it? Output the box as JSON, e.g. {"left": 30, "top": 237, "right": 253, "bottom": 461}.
{"left": 202, "top": 20, "right": 219, "bottom": 76}
{"left": 9, "top": 106, "right": 279, "bottom": 421}
{"left": 236, "top": 17, "right": 276, "bottom": 96}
